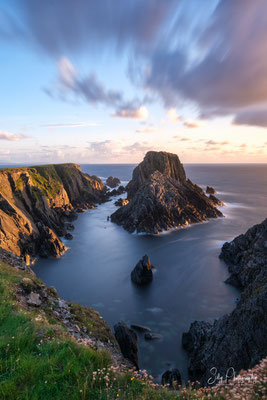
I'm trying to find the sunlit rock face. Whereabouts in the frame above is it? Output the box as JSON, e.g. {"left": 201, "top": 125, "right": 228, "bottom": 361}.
{"left": 0, "top": 164, "right": 106, "bottom": 261}
{"left": 111, "top": 151, "right": 223, "bottom": 234}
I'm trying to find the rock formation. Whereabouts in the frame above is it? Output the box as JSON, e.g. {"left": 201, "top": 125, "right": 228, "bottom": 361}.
{"left": 114, "top": 321, "right": 139, "bottom": 369}
{"left": 106, "top": 176, "right": 121, "bottom": 188}
{"left": 114, "top": 198, "right": 129, "bottom": 207}
{"left": 0, "top": 164, "right": 106, "bottom": 262}
{"left": 161, "top": 369, "right": 182, "bottom": 388}
{"left": 182, "top": 218, "right": 267, "bottom": 386}
{"left": 111, "top": 152, "right": 223, "bottom": 234}
{"left": 131, "top": 255, "right": 153, "bottom": 285}
{"left": 206, "top": 186, "right": 216, "bottom": 194}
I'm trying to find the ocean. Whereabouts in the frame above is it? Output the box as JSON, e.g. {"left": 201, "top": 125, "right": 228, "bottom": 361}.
{"left": 30, "top": 164, "right": 267, "bottom": 380}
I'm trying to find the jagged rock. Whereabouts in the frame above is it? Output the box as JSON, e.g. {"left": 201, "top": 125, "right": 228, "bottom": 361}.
{"left": 161, "top": 369, "right": 182, "bottom": 388}
{"left": 183, "top": 218, "right": 267, "bottom": 386}
{"left": 108, "top": 185, "right": 125, "bottom": 197}
{"left": 37, "top": 223, "right": 66, "bottom": 258}
{"left": 209, "top": 194, "right": 224, "bottom": 206}
{"left": 111, "top": 151, "right": 223, "bottom": 234}
{"left": 64, "top": 233, "right": 73, "bottom": 240}
{"left": 130, "top": 324, "right": 151, "bottom": 332}
{"left": 206, "top": 186, "right": 216, "bottom": 194}
{"left": 131, "top": 255, "right": 153, "bottom": 285}
{"left": 106, "top": 176, "right": 121, "bottom": 188}
{"left": 0, "top": 163, "right": 105, "bottom": 260}
{"left": 66, "top": 223, "right": 75, "bottom": 231}
{"left": 114, "top": 198, "right": 129, "bottom": 207}
{"left": 27, "top": 292, "right": 42, "bottom": 307}
{"left": 114, "top": 321, "right": 139, "bottom": 369}
{"left": 126, "top": 151, "right": 186, "bottom": 199}
{"left": 144, "top": 332, "right": 163, "bottom": 340}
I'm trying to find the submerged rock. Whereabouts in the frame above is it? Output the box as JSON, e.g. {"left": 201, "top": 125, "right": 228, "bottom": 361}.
{"left": 183, "top": 218, "right": 267, "bottom": 386}
{"left": 144, "top": 332, "right": 163, "bottom": 340}
{"left": 111, "top": 151, "right": 223, "bottom": 234}
{"left": 64, "top": 233, "right": 73, "bottom": 240}
{"left": 161, "top": 369, "right": 182, "bottom": 388}
{"left": 106, "top": 176, "right": 121, "bottom": 188}
{"left": 114, "top": 321, "right": 139, "bottom": 369}
{"left": 131, "top": 255, "right": 153, "bottom": 285}
{"left": 130, "top": 324, "right": 151, "bottom": 332}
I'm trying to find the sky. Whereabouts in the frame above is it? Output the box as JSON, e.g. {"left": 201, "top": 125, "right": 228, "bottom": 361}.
{"left": 0, "top": 0, "right": 267, "bottom": 164}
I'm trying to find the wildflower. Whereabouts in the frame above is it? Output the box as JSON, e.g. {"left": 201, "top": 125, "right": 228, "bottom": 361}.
{"left": 131, "top": 377, "right": 135, "bottom": 381}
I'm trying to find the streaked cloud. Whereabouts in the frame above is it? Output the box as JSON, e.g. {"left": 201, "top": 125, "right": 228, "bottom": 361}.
{"left": 183, "top": 120, "right": 201, "bottom": 129}
{"left": 0, "top": 130, "right": 30, "bottom": 141}
{"left": 113, "top": 106, "right": 148, "bottom": 120}
{"left": 233, "top": 108, "right": 267, "bottom": 128}
{"left": 41, "top": 122, "right": 98, "bottom": 129}
{"left": 167, "top": 108, "right": 180, "bottom": 123}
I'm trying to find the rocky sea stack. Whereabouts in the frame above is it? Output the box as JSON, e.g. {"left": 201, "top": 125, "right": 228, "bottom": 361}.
{"left": 131, "top": 255, "right": 153, "bottom": 285}
{"left": 183, "top": 218, "right": 267, "bottom": 386}
{"left": 111, "top": 151, "right": 223, "bottom": 234}
{"left": 0, "top": 163, "right": 106, "bottom": 262}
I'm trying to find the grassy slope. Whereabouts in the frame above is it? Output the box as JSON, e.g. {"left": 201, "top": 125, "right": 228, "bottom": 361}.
{"left": 0, "top": 261, "right": 266, "bottom": 400}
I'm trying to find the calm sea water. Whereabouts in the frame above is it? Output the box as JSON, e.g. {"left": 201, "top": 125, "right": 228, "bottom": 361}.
{"left": 30, "top": 164, "right": 267, "bottom": 380}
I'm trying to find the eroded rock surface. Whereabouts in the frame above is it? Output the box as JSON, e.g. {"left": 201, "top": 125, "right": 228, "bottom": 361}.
{"left": 114, "top": 321, "right": 139, "bottom": 369}
{"left": 131, "top": 255, "right": 153, "bottom": 285}
{"left": 111, "top": 152, "right": 223, "bottom": 234}
{"left": 0, "top": 164, "right": 106, "bottom": 261}
{"left": 183, "top": 218, "right": 267, "bottom": 386}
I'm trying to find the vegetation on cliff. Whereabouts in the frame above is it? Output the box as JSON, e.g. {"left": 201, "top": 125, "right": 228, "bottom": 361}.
{"left": 0, "top": 163, "right": 106, "bottom": 262}
{"left": 0, "top": 260, "right": 266, "bottom": 400}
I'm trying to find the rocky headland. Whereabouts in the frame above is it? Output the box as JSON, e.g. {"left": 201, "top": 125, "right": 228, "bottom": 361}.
{"left": 182, "top": 218, "right": 267, "bottom": 386}
{"left": 0, "top": 163, "right": 106, "bottom": 263}
{"left": 111, "top": 151, "right": 223, "bottom": 234}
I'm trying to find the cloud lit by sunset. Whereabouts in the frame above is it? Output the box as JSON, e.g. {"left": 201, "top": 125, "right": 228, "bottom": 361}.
{"left": 0, "top": 0, "right": 266, "bottom": 164}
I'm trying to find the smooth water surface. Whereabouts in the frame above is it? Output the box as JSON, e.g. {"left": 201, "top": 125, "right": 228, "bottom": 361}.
{"left": 33, "top": 164, "right": 267, "bottom": 380}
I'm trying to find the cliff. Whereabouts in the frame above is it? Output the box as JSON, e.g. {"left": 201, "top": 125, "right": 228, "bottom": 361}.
{"left": 1, "top": 258, "right": 266, "bottom": 399}
{"left": 183, "top": 218, "right": 267, "bottom": 386}
{"left": 0, "top": 163, "right": 106, "bottom": 262}
{"left": 111, "top": 151, "right": 223, "bottom": 234}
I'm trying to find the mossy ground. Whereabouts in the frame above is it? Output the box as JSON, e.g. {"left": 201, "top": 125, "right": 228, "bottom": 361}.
{"left": 0, "top": 260, "right": 266, "bottom": 400}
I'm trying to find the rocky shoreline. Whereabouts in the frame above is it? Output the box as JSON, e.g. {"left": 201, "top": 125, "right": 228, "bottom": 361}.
{"left": 182, "top": 218, "right": 267, "bottom": 386}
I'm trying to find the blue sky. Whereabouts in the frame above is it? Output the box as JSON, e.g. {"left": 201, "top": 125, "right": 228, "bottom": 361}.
{"left": 0, "top": 0, "right": 266, "bottom": 164}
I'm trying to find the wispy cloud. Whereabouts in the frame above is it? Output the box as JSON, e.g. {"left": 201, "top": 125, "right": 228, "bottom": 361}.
{"left": 41, "top": 122, "right": 98, "bottom": 129}
{"left": 167, "top": 108, "right": 180, "bottom": 123}
{"left": 112, "top": 106, "right": 148, "bottom": 120}
{"left": 0, "top": 130, "right": 30, "bottom": 141}
{"left": 183, "top": 120, "right": 201, "bottom": 129}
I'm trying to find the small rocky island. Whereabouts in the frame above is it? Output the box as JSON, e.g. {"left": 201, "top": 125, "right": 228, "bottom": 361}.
{"left": 111, "top": 151, "right": 223, "bottom": 234}
{"left": 183, "top": 218, "right": 267, "bottom": 386}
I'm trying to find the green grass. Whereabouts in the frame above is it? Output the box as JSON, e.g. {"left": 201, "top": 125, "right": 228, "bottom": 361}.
{"left": 0, "top": 261, "right": 266, "bottom": 400}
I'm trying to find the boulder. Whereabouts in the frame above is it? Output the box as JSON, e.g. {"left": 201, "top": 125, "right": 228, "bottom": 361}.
{"left": 64, "top": 233, "right": 73, "bottom": 240}
{"left": 206, "top": 186, "right": 216, "bottom": 194}
{"left": 131, "top": 255, "right": 153, "bottom": 285}
{"left": 161, "top": 369, "right": 182, "bottom": 388}
{"left": 114, "top": 321, "right": 139, "bottom": 369}
{"left": 66, "top": 223, "right": 75, "bottom": 231}
{"left": 108, "top": 185, "right": 125, "bottom": 196}
{"left": 27, "top": 292, "right": 42, "bottom": 307}
{"left": 106, "top": 176, "right": 121, "bottom": 188}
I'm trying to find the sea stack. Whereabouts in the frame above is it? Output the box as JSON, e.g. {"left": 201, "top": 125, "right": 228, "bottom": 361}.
{"left": 131, "top": 255, "right": 153, "bottom": 285}
{"left": 111, "top": 151, "right": 223, "bottom": 234}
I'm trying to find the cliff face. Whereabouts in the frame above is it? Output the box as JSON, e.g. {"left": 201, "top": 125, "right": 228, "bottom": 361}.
{"left": 183, "top": 219, "right": 267, "bottom": 386}
{"left": 0, "top": 164, "right": 105, "bottom": 262}
{"left": 111, "top": 151, "right": 223, "bottom": 234}
{"left": 126, "top": 151, "right": 186, "bottom": 199}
